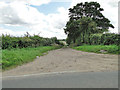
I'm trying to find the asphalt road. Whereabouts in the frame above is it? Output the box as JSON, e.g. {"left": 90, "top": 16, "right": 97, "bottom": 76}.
{"left": 2, "top": 71, "right": 118, "bottom": 88}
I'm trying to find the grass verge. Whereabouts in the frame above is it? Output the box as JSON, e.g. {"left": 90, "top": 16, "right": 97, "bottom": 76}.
{"left": 2, "top": 46, "right": 61, "bottom": 71}
{"left": 73, "top": 45, "right": 120, "bottom": 54}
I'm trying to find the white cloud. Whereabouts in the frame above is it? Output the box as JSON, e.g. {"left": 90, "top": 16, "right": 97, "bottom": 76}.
{"left": 0, "top": 27, "right": 27, "bottom": 36}
{"left": 28, "top": 7, "right": 69, "bottom": 39}
{"left": 0, "top": 2, "right": 27, "bottom": 25}
{"left": 0, "top": 1, "right": 47, "bottom": 26}
{"left": 47, "top": 7, "right": 69, "bottom": 29}
{"left": 0, "top": 0, "right": 51, "bottom": 6}
{"left": 0, "top": 1, "right": 68, "bottom": 39}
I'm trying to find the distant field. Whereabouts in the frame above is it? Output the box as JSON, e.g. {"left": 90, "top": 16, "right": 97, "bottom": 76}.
{"left": 73, "top": 45, "right": 119, "bottom": 54}
{"left": 2, "top": 46, "right": 61, "bottom": 70}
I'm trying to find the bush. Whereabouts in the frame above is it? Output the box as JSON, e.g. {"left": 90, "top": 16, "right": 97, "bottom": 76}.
{"left": 2, "top": 34, "right": 62, "bottom": 49}
{"left": 74, "top": 33, "right": 119, "bottom": 46}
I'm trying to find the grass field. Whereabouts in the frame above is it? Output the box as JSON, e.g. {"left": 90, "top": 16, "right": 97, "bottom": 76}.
{"left": 73, "top": 45, "right": 119, "bottom": 54}
{"left": 2, "top": 46, "right": 61, "bottom": 70}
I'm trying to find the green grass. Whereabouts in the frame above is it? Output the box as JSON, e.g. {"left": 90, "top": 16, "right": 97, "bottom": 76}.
{"left": 73, "top": 45, "right": 120, "bottom": 54}
{"left": 2, "top": 46, "right": 61, "bottom": 70}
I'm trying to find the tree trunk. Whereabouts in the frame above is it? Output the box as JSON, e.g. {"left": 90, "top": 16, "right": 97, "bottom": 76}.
{"left": 82, "top": 33, "right": 84, "bottom": 44}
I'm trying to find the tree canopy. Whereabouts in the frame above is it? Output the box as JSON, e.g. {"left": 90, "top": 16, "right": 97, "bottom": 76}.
{"left": 68, "top": 2, "right": 114, "bottom": 30}
{"left": 64, "top": 1, "right": 114, "bottom": 45}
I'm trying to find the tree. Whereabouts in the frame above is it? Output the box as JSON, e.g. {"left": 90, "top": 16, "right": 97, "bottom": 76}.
{"left": 64, "top": 1, "right": 114, "bottom": 45}
{"left": 65, "top": 17, "right": 98, "bottom": 44}
{"left": 64, "top": 19, "right": 80, "bottom": 43}
{"left": 68, "top": 2, "right": 114, "bottom": 31}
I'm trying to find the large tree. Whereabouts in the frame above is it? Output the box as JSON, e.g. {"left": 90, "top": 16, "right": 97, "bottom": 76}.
{"left": 64, "top": 1, "right": 114, "bottom": 44}
{"left": 65, "top": 17, "right": 98, "bottom": 44}
{"left": 68, "top": 2, "right": 114, "bottom": 30}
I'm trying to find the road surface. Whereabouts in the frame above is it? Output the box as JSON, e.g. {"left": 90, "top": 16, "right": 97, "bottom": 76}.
{"left": 3, "top": 48, "right": 118, "bottom": 77}
{"left": 2, "top": 71, "right": 118, "bottom": 88}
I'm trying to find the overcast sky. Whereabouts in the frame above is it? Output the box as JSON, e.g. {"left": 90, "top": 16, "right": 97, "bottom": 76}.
{"left": 0, "top": 0, "right": 118, "bottom": 39}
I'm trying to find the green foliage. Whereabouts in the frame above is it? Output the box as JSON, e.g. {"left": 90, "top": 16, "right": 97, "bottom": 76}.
{"left": 64, "top": 1, "right": 116, "bottom": 46}
{"left": 90, "top": 33, "right": 119, "bottom": 45}
{"left": 2, "top": 46, "right": 61, "bottom": 70}
{"left": 68, "top": 1, "right": 114, "bottom": 29}
{"left": 65, "top": 17, "right": 98, "bottom": 44}
{"left": 1, "top": 33, "right": 63, "bottom": 70}
{"left": 2, "top": 33, "right": 62, "bottom": 49}
{"left": 73, "top": 45, "right": 120, "bottom": 54}
{"left": 74, "top": 33, "right": 119, "bottom": 46}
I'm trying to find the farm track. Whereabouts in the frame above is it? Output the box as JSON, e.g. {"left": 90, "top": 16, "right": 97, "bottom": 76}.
{"left": 2, "top": 48, "right": 118, "bottom": 77}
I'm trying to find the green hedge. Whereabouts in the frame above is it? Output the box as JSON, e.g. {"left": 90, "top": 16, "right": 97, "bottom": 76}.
{"left": 2, "top": 34, "right": 61, "bottom": 49}
{"left": 75, "top": 33, "right": 119, "bottom": 46}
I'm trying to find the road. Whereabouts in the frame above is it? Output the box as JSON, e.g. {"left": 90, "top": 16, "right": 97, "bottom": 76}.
{"left": 3, "top": 48, "right": 118, "bottom": 77}
{"left": 2, "top": 71, "right": 118, "bottom": 88}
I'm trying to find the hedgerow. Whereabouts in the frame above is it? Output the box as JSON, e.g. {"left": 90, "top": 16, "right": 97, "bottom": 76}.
{"left": 2, "top": 33, "right": 62, "bottom": 49}
{"left": 74, "top": 33, "right": 119, "bottom": 46}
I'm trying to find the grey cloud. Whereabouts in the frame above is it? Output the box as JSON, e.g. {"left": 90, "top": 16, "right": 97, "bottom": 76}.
{"left": 108, "top": 1, "right": 118, "bottom": 7}
{"left": 0, "top": 6, "right": 29, "bottom": 26}
{"left": 54, "top": 23, "right": 65, "bottom": 29}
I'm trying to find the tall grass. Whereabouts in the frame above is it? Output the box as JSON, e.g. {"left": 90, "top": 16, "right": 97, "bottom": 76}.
{"left": 73, "top": 45, "right": 119, "bottom": 54}
{"left": 2, "top": 46, "right": 61, "bottom": 70}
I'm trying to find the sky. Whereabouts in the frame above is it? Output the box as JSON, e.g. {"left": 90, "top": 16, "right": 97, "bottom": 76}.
{"left": 0, "top": 0, "right": 119, "bottom": 39}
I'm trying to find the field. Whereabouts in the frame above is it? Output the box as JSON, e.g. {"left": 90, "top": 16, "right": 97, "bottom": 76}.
{"left": 2, "top": 46, "right": 61, "bottom": 70}
{"left": 73, "top": 45, "right": 119, "bottom": 54}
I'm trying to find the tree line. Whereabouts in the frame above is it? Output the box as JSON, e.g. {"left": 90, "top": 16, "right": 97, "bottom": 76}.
{"left": 2, "top": 32, "right": 63, "bottom": 49}
{"left": 71, "top": 33, "right": 119, "bottom": 46}
{"left": 64, "top": 2, "right": 119, "bottom": 46}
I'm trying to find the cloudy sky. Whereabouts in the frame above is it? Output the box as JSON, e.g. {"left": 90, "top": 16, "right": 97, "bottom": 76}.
{"left": 0, "top": 0, "right": 118, "bottom": 39}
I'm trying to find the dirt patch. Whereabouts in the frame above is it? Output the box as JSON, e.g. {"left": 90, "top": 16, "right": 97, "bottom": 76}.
{"left": 2, "top": 48, "right": 118, "bottom": 77}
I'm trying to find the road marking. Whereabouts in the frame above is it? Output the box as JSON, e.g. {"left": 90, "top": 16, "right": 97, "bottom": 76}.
{"left": 1, "top": 71, "right": 82, "bottom": 79}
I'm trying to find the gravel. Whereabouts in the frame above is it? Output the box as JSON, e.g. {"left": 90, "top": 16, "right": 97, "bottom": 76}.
{"left": 2, "top": 48, "right": 118, "bottom": 77}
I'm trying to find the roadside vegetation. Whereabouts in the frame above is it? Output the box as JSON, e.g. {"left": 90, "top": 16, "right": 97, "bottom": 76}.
{"left": 73, "top": 45, "right": 119, "bottom": 54}
{"left": 2, "top": 32, "right": 64, "bottom": 49}
{"left": 2, "top": 33, "right": 64, "bottom": 70}
{"left": 2, "top": 46, "right": 61, "bottom": 70}
{"left": 64, "top": 1, "right": 119, "bottom": 54}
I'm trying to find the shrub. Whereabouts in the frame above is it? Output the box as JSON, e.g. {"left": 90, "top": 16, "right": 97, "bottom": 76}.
{"left": 2, "top": 34, "right": 62, "bottom": 49}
